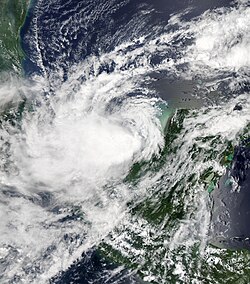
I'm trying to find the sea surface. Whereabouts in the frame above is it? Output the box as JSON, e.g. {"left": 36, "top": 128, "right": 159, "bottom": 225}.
{"left": 0, "top": 0, "right": 250, "bottom": 283}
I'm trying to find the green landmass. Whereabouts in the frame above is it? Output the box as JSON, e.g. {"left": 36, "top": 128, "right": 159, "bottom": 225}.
{"left": 1, "top": 2, "right": 250, "bottom": 282}
{"left": 0, "top": 0, "right": 29, "bottom": 74}
{"left": 99, "top": 112, "right": 250, "bottom": 283}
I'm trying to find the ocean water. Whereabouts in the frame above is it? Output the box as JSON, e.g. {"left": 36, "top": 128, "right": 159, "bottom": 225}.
{"left": 0, "top": 0, "right": 250, "bottom": 283}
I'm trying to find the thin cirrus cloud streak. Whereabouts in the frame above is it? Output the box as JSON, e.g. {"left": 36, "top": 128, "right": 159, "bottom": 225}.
{"left": 0, "top": 1, "right": 249, "bottom": 282}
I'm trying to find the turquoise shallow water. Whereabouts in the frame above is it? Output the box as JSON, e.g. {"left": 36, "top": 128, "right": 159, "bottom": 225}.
{"left": 0, "top": 1, "right": 250, "bottom": 283}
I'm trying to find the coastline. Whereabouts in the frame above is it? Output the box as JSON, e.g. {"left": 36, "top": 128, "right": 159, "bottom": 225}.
{"left": 0, "top": 0, "right": 30, "bottom": 75}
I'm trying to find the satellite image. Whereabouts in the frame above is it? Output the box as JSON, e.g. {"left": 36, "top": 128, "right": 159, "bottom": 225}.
{"left": 0, "top": 0, "right": 250, "bottom": 283}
